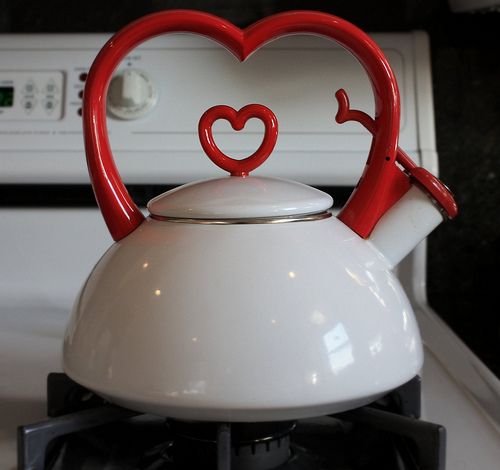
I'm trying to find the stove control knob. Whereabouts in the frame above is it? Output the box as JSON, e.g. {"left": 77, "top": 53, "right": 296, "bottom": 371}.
{"left": 107, "top": 69, "right": 158, "bottom": 120}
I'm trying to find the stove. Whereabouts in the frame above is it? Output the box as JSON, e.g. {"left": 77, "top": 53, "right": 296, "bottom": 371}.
{"left": 1, "top": 30, "right": 500, "bottom": 470}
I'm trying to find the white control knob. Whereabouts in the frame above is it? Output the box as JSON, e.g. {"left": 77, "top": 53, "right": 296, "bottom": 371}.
{"left": 107, "top": 69, "right": 158, "bottom": 120}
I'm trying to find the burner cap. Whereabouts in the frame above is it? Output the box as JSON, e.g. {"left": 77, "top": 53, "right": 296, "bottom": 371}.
{"left": 168, "top": 420, "right": 296, "bottom": 470}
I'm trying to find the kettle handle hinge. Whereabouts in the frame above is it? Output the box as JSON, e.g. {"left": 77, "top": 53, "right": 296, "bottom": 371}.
{"left": 335, "top": 89, "right": 457, "bottom": 230}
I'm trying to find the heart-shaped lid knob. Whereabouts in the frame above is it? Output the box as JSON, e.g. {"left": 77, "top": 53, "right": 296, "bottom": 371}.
{"left": 147, "top": 104, "right": 333, "bottom": 221}
{"left": 199, "top": 104, "right": 278, "bottom": 177}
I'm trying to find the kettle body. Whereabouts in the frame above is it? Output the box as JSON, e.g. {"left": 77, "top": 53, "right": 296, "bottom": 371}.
{"left": 64, "top": 215, "right": 421, "bottom": 421}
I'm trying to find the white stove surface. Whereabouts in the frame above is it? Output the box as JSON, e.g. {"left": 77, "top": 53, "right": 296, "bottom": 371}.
{"left": 1, "top": 209, "right": 500, "bottom": 469}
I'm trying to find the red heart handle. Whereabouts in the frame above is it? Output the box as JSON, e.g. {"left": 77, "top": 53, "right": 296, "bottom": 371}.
{"left": 83, "top": 9, "right": 402, "bottom": 241}
{"left": 198, "top": 104, "right": 278, "bottom": 177}
{"left": 83, "top": 9, "right": 455, "bottom": 242}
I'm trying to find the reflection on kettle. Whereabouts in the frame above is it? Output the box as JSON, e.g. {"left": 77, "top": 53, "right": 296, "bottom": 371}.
{"left": 323, "top": 323, "right": 354, "bottom": 375}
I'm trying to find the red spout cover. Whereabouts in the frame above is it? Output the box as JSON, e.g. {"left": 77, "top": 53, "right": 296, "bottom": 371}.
{"left": 408, "top": 167, "right": 458, "bottom": 219}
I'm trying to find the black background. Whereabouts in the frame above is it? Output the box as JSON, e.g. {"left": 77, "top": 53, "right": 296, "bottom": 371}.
{"left": 1, "top": 0, "right": 499, "bottom": 376}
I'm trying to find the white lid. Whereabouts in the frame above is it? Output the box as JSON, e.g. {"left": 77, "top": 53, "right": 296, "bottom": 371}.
{"left": 147, "top": 176, "right": 333, "bottom": 219}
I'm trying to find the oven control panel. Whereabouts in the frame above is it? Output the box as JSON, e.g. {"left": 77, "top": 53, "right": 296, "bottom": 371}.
{"left": 0, "top": 71, "right": 64, "bottom": 120}
{"left": 0, "top": 33, "right": 436, "bottom": 185}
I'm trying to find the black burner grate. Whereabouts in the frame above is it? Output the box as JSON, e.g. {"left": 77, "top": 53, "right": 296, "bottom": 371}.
{"left": 17, "top": 374, "right": 445, "bottom": 470}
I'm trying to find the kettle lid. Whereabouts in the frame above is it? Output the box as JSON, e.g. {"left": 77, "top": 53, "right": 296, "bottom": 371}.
{"left": 148, "top": 103, "right": 332, "bottom": 221}
{"left": 147, "top": 175, "right": 333, "bottom": 220}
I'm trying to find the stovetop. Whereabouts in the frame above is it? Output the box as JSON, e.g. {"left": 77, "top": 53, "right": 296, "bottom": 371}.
{"left": 19, "top": 374, "right": 444, "bottom": 470}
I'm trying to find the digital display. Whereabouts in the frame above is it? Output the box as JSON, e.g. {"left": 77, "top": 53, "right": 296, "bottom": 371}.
{"left": 0, "top": 87, "right": 14, "bottom": 107}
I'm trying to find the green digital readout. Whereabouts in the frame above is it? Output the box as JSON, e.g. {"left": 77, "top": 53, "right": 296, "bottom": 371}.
{"left": 0, "top": 87, "right": 14, "bottom": 107}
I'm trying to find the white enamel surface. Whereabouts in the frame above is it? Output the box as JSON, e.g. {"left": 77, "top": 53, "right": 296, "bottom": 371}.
{"left": 368, "top": 186, "right": 444, "bottom": 269}
{"left": 147, "top": 176, "right": 333, "bottom": 218}
{"left": 64, "top": 216, "right": 423, "bottom": 421}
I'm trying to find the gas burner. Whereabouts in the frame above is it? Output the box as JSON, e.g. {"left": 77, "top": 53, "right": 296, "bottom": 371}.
{"left": 166, "top": 420, "right": 296, "bottom": 470}
{"left": 17, "top": 374, "right": 445, "bottom": 470}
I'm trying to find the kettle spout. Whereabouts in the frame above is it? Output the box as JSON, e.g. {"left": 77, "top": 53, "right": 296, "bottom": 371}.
{"left": 332, "top": 91, "right": 457, "bottom": 264}
{"left": 367, "top": 175, "right": 456, "bottom": 268}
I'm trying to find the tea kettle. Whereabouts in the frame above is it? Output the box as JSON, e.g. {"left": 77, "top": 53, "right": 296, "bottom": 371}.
{"left": 63, "top": 10, "right": 457, "bottom": 422}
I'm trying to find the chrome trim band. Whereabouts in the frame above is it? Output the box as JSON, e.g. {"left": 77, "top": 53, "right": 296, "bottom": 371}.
{"left": 150, "top": 211, "right": 332, "bottom": 225}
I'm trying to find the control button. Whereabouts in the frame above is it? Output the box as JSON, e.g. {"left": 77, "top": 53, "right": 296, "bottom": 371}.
{"left": 79, "top": 72, "right": 88, "bottom": 82}
{"left": 107, "top": 69, "right": 158, "bottom": 120}
{"left": 77, "top": 107, "right": 82, "bottom": 116}
{"left": 78, "top": 89, "right": 84, "bottom": 99}
{"left": 22, "top": 98, "right": 36, "bottom": 114}
{"left": 23, "top": 80, "right": 37, "bottom": 95}
{"left": 44, "top": 79, "right": 58, "bottom": 95}
{"left": 42, "top": 98, "right": 58, "bottom": 114}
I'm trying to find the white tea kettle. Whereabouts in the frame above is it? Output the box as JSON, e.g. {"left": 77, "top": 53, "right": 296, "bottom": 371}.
{"left": 63, "top": 10, "right": 457, "bottom": 422}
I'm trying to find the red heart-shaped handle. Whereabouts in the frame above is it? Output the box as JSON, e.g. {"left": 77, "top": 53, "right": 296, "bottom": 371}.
{"left": 84, "top": 10, "right": 455, "bottom": 242}
{"left": 83, "top": 10, "right": 403, "bottom": 241}
{"left": 198, "top": 104, "right": 278, "bottom": 177}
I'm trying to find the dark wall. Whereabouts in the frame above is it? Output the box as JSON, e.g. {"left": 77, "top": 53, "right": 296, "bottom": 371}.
{"left": 1, "top": 0, "right": 499, "bottom": 376}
